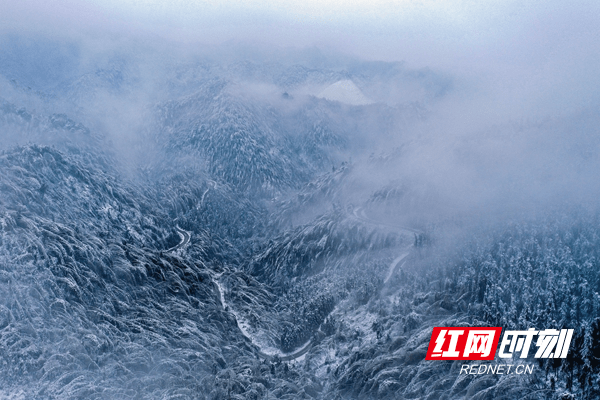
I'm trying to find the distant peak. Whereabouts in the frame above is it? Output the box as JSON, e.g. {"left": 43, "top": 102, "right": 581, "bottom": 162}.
{"left": 317, "top": 80, "right": 373, "bottom": 106}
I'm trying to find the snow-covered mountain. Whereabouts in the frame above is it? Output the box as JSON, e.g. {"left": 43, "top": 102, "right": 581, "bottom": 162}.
{"left": 1, "top": 42, "right": 599, "bottom": 400}
{"left": 317, "top": 80, "right": 373, "bottom": 106}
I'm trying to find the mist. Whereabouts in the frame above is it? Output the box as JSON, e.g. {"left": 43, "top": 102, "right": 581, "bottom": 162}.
{"left": 2, "top": 0, "right": 598, "bottom": 221}
{"left": 1, "top": 1, "right": 600, "bottom": 399}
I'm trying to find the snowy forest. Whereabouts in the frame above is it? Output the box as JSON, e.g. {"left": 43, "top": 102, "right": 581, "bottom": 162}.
{"left": 1, "top": 1, "right": 600, "bottom": 399}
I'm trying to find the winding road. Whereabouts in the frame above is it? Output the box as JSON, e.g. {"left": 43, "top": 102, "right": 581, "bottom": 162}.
{"left": 384, "top": 252, "right": 410, "bottom": 284}
{"left": 166, "top": 226, "right": 191, "bottom": 252}
{"left": 257, "top": 336, "right": 318, "bottom": 362}
{"left": 172, "top": 206, "right": 419, "bottom": 362}
{"left": 230, "top": 207, "right": 419, "bottom": 361}
{"left": 213, "top": 274, "right": 318, "bottom": 361}
{"left": 352, "top": 206, "right": 422, "bottom": 284}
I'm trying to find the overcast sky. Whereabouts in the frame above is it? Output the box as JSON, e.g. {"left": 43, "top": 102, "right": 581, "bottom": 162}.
{"left": 2, "top": 0, "right": 598, "bottom": 68}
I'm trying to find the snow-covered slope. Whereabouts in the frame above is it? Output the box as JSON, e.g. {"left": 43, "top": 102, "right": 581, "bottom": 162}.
{"left": 317, "top": 80, "right": 373, "bottom": 105}
{"left": 0, "top": 49, "right": 597, "bottom": 400}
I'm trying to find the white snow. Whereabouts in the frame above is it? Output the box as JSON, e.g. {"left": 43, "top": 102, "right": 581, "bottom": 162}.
{"left": 317, "top": 80, "right": 373, "bottom": 106}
